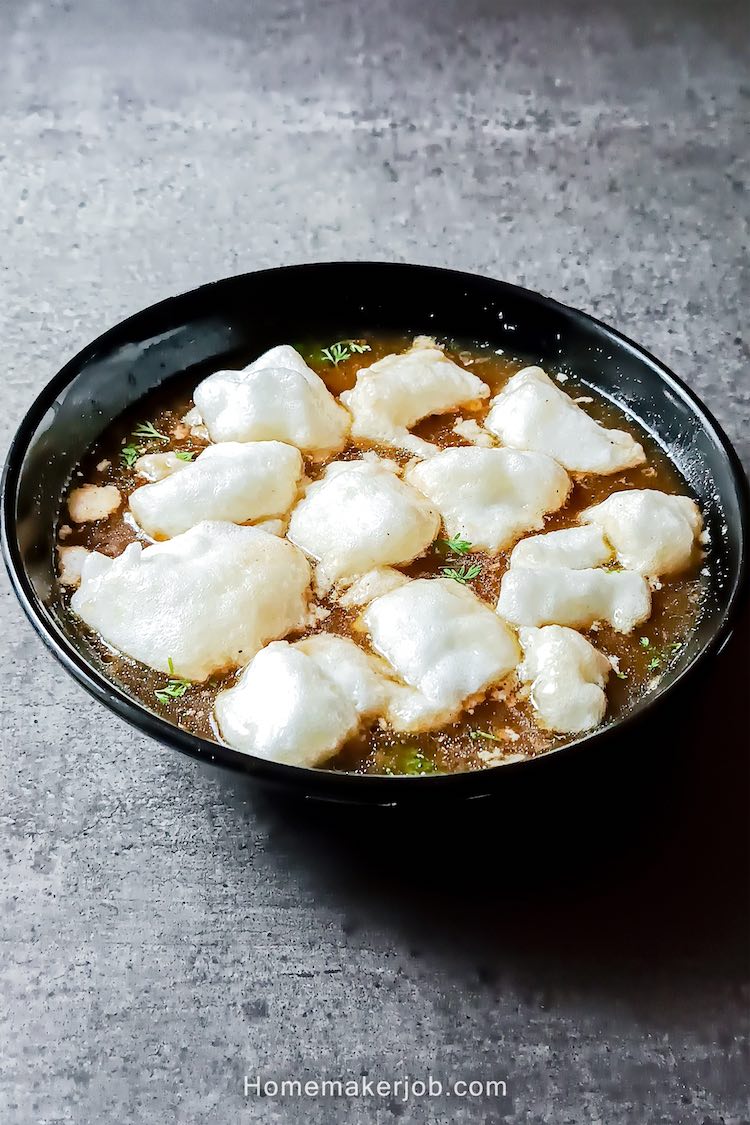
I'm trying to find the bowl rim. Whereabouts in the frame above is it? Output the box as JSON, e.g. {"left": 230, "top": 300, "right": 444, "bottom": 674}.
{"left": 2, "top": 261, "right": 749, "bottom": 802}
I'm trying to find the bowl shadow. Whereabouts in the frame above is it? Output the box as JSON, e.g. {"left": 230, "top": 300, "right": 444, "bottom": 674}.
{"left": 215, "top": 603, "right": 750, "bottom": 1021}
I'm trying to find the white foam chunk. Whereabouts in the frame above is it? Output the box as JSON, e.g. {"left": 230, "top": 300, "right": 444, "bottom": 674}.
{"left": 255, "top": 517, "right": 285, "bottom": 537}
{"left": 509, "top": 524, "right": 613, "bottom": 570}
{"left": 362, "top": 578, "right": 520, "bottom": 731}
{"left": 497, "top": 566, "right": 651, "bottom": 634}
{"left": 129, "top": 441, "right": 303, "bottom": 539}
{"left": 340, "top": 338, "right": 490, "bottom": 458}
{"left": 215, "top": 635, "right": 396, "bottom": 765}
{"left": 452, "top": 417, "right": 495, "bottom": 447}
{"left": 70, "top": 522, "right": 311, "bottom": 681}
{"left": 518, "top": 626, "right": 611, "bottom": 734}
{"left": 405, "top": 447, "right": 570, "bottom": 552}
{"left": 581, "top": 489, "right": 702, "bottom": 576}
{"left": 337, "top": 567, "right": 410, "bottom": 607}
{"left": 68, "top": 484, "right": 122, "bottom": 523}
{"left": 215, "top": 642, "right": 359, "bottom": 766}
{"left": 484, "top": 366, "right": 645, "bottom": 474}
{"left": 57, "top": 545, "right": 90, "bottom": 588}
{"left": 134, "top": 452, "right": 190, "bottom": 482}
{"left": 181, "top": 406, "right": 210, "bottom": 442}
{"left": 295, "top": 634, "right": 398, "bottom": 717}
{"left": 287, "top": 459, "right": 440, "bottom": 588}
{"left": 193, "top": 344, "right": 350, "bottom": 458}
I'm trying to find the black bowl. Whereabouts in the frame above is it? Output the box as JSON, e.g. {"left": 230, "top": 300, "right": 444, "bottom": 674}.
{"left": 2, "top": 263, "right": 748, "bottom": 804}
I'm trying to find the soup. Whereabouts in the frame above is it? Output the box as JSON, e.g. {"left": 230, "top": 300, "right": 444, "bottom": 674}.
{"left": 54, "top": 334, "right": 706, "bottom": 775}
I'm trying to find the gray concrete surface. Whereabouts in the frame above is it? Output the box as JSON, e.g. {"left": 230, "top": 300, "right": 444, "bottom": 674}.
{"left": 1, "top": 1, "right": 748, "bottom": 1122}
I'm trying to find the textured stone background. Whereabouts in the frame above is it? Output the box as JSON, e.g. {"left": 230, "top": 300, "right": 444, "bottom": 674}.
{"left": 1, "top": 1, "right": 748, "bottom": 1122}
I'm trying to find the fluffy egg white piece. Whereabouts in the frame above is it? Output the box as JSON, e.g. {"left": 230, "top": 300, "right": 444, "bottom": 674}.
{"left": 134, "top": 452, "right": 190, "bottom": 482}
{"left": 509, "top": 524, "right": 613, "bottom": 570}
{"left": 56, "top": 545, "right": 91, "bottom": 588}
{"left": 215, "top": 635, "right": 398, "bottom": 765}
{"left": 67, "top": 484, "right": 122, "bottom": 523}
{"left": 336, "top": 567, "right": 410, "bottom": 607}
{"left": 340, "top": 338, "right": 490, "bottom": 458}
{"left": 518, "top": 625, "right": 611, "bottom": 734}
{"left": 294, "top": 634, "right": 399, "bottom": 717}
{"left": 287, "top": 459, "right": 440, "bottom": 589}
{"left": 70, "top": 521, "right": 312, "bottom": 681}
{"left": 129, "top": 441, "right": 303, "bottom": 539}
{"left": 497, "top": 565, "right": 651, "bottom": 634}
{"left": 581, "top": 488, "right": 702, "bottom": 577}
{"left": 215, "top": 641, "right": 360, "bottom": 766}
{"left": 451, "top": 417, "right": 495, "bottom": 447}
{"left": 405, "top": 446, "right": 570, "bottom": 552}
{"left": 193, "top": 344, "right": 350, "bottom": 458}
{"left": 484, "top": 367, "right": 645, "bottom": 474}
{"left": 361, "top": 577, "right": 520, "bottom": 731}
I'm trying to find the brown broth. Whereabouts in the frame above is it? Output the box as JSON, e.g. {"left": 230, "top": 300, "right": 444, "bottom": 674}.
{"left": 54, "top": 335, "right": 706, "bottom": 776}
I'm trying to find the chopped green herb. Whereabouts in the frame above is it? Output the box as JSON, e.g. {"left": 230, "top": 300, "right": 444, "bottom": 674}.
{"left": 154, "top": 657, "right": 191, "bottom": 705}
{"left": 321, "top": 340, "right": 371, "bottom": 366}
{"left": 639, "top": 636, "right": 650, "bottom": 647}
{"left": 132, "top": 421, "right": 168, "bottom": 442}
{"left": 439, "top": 536, "right": 473, "bottom": 556}
{"left": 441, "top": 563, "right": 482, "bottom": 585}
{"left": 321, "top": 342, "right": 348, "bottom": 366}
{"left": 120, "top": 443, "right": 142, "bottom": 469}
{"left": 645, "top": 641, "right": 683, "bottom": 675}
{"left": 614, "top": 670, "right": 628, "bottom": 680}
{"left": 469, "top": 729, "right": 505, "bottom": 744}
{"left": 398, "top": 747, "right": 438, "bottom": 775}
{"left": 175, "top": 450, "right": 195, "bottom": 461}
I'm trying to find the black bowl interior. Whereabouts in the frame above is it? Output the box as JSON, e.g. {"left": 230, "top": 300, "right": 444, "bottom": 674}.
{"left": 2, "top": 263, "right": 748, "bottom": 803}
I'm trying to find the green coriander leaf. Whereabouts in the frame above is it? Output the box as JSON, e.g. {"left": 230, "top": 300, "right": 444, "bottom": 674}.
{"left": 639, "top": 636, "right": 650, "bottom": 648}
{"left": 321, "top": 342, "right": 348, "bottom": 366}
{"left": 439, "top": 536, "right": 473, "bottom": 556}
{"left": 320, "top": 340, "right": 370, "bottom": 366}
{"left": 614, "top": 670, "right": 628, "bottom": 680}
{"left": 120, "top": 443, "right": 142, "bottom": 469}
{"left": 175, "top": 450, "right": 195, "bottom": 461}
{"left": 398, "top": 747, "right": 438, "bottom": 775}
{"left": 469, "top": 729, "right": 505, "bottom": 744}
{"left": 441, "top": 563, "right": 482, "bottom": 585}
{"left": 132, "top": 421, "right": 168, "bottom": 442}
{"left": 154, "top": 680, "right": 190, "bottom": 703}
{"left": 644, "top": 640, "right": 682, "bottom": 675}
{"left": 155, "top": 658, "right": 191, "bottom": 704}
